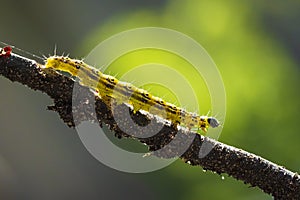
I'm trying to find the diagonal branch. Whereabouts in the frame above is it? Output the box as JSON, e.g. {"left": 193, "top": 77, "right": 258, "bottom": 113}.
{"left": 0, "top": 51, "right": 299, "bottom": 199}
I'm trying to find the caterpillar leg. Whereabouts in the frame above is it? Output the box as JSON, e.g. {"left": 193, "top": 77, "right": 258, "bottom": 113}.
{"left": 132, "top": 102, "right": 142, "bottom": 114}
{"left": 101, "top": 95, "right": 114, "bottom": 108}
{"left": 200, "top": 127, "right": 207, "bottom": 133}
{"left": 171, "top": 121, "right": 180, "bottom": 130}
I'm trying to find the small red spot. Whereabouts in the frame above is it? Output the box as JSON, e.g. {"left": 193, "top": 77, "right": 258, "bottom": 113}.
{"left": 0, "top": 46, "right": 12, "bottom": 58}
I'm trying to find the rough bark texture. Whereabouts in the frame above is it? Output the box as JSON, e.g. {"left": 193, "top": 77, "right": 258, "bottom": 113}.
{"left": 0, "top": 52, "right": 299, "bottom": 199}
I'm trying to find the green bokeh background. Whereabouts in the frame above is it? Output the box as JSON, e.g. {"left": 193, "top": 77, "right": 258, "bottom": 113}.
{"left": 0, "top": 0, "right": 299, "bottom": 199}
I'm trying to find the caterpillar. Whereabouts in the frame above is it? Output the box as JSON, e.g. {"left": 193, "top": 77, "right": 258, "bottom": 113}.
{"left": 44, "top": 56, "right": 220, "bottom": 133}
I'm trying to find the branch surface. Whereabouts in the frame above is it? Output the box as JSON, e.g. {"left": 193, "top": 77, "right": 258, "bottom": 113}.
{"left": 0, "top": 52, "right": 299, "bottom": 199}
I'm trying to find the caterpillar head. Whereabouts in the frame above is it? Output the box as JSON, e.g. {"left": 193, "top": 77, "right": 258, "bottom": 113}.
{"left": 207, "top": 117, "right": 220, "bottom": 128}
{"left": 44, "top": 56, "right": 85, "bottom": 76}
{"left": 199, "top": 116, "right": 220, "bottom": 132}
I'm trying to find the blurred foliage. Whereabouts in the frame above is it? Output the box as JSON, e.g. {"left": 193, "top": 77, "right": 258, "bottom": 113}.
{"left": 80, "top": 0, "right": 299, "bottom": 199}
{"left": 0, "top": 0, "right": 299, "bottom": 199}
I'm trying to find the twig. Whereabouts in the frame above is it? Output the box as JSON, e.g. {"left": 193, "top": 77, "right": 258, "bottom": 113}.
{"left": 0, "top": 52, "right": 299, "bottom": 199}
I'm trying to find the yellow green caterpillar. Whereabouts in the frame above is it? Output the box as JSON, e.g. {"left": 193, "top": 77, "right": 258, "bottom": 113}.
{"left": 44, "top": 56, "right": 220, "bottom": 133}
